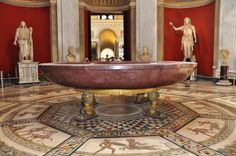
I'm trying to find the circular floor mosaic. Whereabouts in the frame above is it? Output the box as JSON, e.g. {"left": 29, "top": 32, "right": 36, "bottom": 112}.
{"left": 1, "top": 82, "right": 236, "bottom": 156}
{"left": 38, "top": 98, "right": 198, "bottom": 137}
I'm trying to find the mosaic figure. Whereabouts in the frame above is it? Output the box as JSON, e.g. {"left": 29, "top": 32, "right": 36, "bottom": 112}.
{"left": 187, "top": 128, "right": 214, "bottom": 137}
{"left": 94, "top": 139, "right": 120, "bottom": 154}
{"left": 198, "top": 121, "right": 220, "bottom": 131}
{"left": 124, "top": 139, "right": 161, "bottom": 151}
{"left": 17, "top": 126, "right": 57, "bottom": 143}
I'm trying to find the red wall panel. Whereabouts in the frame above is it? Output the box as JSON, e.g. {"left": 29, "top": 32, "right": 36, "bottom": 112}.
{"left": 164, "top": 2, "right": 215, "bottom": 76}
{"left": 0, "top": 2, "right": 50, "bottom": 76}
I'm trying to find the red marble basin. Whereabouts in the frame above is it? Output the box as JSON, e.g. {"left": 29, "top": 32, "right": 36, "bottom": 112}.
{"left": 39, "top": 61, "right": 197, "bottom": 89}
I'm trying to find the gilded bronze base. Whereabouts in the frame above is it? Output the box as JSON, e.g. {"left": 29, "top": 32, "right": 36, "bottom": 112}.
{"left": 76, "top": 88, "right": 166, "bottom": 121}
{"left": 77, "top": 93, "right": 97, "bottom": 121}
{"left": 135, "top": 93, "right": 149, "bottom": 104}
{"left": 77, "top": 88, "right": 159, "bottom": 95}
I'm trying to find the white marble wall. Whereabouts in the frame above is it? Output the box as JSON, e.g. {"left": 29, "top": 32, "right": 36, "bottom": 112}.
{"left": 136, "top": 0, "right": 158, "bottom": 61}
{"left": 57, "top": 0, "right": 80, "bottom": 62}
{"left": 219, "top": 0, "right": 236, "bottom": 71}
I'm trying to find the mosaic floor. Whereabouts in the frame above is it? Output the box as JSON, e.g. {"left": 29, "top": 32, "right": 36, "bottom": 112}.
{"left": 0, "top": 81, "right": 236, "bottom": 156}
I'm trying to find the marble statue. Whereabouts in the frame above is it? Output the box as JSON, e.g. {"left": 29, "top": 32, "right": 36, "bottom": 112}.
{"left": 13, "top": 21, "right": 33, "bottom": 62}
{"left": 65, "top": 46, "right": 76, "bottom": 63}
{"left": 220, "top": 49, "right": 230, "bottom": 66}
{"left": 139, "top": 46, "right": 152, "bottom": 62}
{"left": 170, "top": 17, "right": 197, "bottom": 61}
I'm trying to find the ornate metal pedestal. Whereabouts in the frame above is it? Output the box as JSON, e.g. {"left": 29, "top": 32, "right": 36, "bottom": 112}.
{"left": 76, "top": 88, "right": 166, "bottom": 121}
{"left": 76, "top": 93, "right": 98, "bottom": 121}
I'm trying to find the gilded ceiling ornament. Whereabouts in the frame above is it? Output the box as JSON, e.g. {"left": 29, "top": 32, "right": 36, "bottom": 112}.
{"left": 80, "top": 0, "right": 133, "bottom": 12}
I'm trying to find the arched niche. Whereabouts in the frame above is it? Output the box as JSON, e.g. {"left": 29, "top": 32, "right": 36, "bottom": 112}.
{"left": 157, "top": 0, "right": 220, "bottom": 76}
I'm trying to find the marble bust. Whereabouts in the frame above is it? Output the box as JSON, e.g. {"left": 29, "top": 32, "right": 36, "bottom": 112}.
{"left": 139, "top": 47, "right": 152, "bottom": 62}
{"left": 221, "top": 49, "right": 230, "bottom": 66}
{"left": 65, "top": 46, "right": 76, "bottom": 63}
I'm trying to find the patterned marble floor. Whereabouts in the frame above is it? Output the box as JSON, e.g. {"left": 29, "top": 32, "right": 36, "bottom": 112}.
{"left": 0, "top": 81, "right": 236, "bottom": 156}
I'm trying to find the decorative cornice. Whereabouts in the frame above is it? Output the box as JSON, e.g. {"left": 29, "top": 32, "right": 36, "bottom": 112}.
{"left": 83, "top": 5, "right": 130, "bottom": 13}
{"left": 0, "top": 0, "right": 50, "bottom": 7}
{"left": 163, "top": 0, "right": 215, "bottom": 8}
{"left": 80, "top": 0, "right": 134, "bottom": 12}
{"left": 130, "top": 1, "right": 136, "bottom": 8}
{"left": 82, "top": 0, "right": 130, "bottom": 6}
{"left": 50, "top": 0, "right": 56, "bottom": 5}
{"left": 157, "top": 0, "right": 164, "bottom": 6}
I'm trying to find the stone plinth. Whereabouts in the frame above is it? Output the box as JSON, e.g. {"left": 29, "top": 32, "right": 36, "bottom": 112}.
{"left": 216, "top": 65, "right": 232, "bottom": 86}
{"left": 18, "top": 62, "right": 40, "bottom": 84}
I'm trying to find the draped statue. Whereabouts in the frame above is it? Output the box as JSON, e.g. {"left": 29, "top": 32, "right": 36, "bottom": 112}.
{"left": 14, "top": 21, "right": 33, "bottom": 62}
{"left": 170, "top": 17, "right": 197, "bottom": 61}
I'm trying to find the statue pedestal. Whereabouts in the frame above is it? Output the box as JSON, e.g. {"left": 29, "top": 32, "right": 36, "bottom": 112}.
{"left": 216, "top": 65, "right": 232, "bottom": 86}
{"left": 216, "top": 80, "right": 232, "bottom": 86}
{"left": 18, "top": 62, "right": 40, "bottom": 84}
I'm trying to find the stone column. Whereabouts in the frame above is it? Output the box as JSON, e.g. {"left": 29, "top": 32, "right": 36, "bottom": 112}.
{"left": 130, "top": 1, "right": 136, "bottom": 61}
{"left": 213, "top": 0, "right": 220, "bottom": 77}
{"left": 219, "top": 0, "right": 236, "bottom": 72}
{"left": 50, "top": 0, "right": 58, "bottom": 62}
{"left": 57, "top": 0, "right": 80, "bottom": 62}
{"left": 157, "top": 0, "right": 164, "bottom": 61}
{"left": 136, "top": 0, "right": 158, "bottom": 61}
{"left": 79, "top": 2, "right": 85, "bottom": 61}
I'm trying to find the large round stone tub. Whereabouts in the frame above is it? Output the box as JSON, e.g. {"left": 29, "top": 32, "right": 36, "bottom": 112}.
{"left": 39, "top": 61, "right": 197, "bottom": 89}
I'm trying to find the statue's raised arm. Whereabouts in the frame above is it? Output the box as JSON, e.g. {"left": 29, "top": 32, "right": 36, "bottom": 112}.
{"left": 169, "top": 22, "right": 183, "bottom": 31}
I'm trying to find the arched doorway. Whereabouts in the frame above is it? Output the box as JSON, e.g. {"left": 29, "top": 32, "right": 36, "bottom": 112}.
{"left": 79, "top": 0, "right": 135, "bottom": 61}
{"left": 99, "top": 29, "right": 117, "bottom": 59}
{"left": 87, "top": 12, "right": 129, "bottom": 61}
